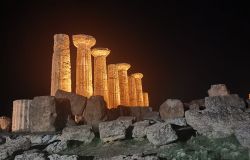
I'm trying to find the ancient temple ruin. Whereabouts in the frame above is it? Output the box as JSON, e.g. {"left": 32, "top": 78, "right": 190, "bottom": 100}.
{"left": 50, "top": 34, "right": 149, "bottom": 108}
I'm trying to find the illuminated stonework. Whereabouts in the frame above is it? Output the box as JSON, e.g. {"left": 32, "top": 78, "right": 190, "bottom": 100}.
{"left": 73, "top": 34, "right": 96, "bottom": 98}
{"left": 128, "top": 75, "right": 137, "bottom": 106}
{"left": 12, "top": 100, "right": 31, "bottom": 132}
{"left": 92, "top": 48, "right": 110, "bottom": 106}
{"left": 131, "top": 73, "right": 144, "bottom": 106}
{"left": 143, "top": 92, "right": 149, "bottom": 107}
{"left": 0, "top": 116, "right": 11, "bottom": 131}
{"left": 51, "top": 34, "right": 71, "bottom": 96}
{"left": 107, "top": 64, "right": 120, "bottom": 108}
{"left": 117, "top": 63, "right": 131, "bottom": 106}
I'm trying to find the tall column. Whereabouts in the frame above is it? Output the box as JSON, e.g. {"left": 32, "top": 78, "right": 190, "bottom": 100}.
{"left": 143, "top": 92, "right": 149, "bottom": 107}
{"left": 73, "top": 34, "right": 96, "bottom": 98}
{"left": 131, "top": 73, "right": 144, "bottom": 106}
{"left": 107, "top": 64, "right": 120, "bottom": 109}
{"left": 92, "top": 48, "right": 110, "bottom": 106}
{"left": 128, "top": 75, "right": 137, "bottom": 106}
{"left": 51, "top": 34, "right": 71, "bottom": 96}
{"left": 117, "top": 63, "right": 131, "bottom": 106}
{"left": 12, "top": 100, "right": 31, "bottom": 132}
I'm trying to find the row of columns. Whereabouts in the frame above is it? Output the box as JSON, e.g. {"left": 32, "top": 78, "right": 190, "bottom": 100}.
{"left": 51, "top": 34, "right": 149, "bottom": 108}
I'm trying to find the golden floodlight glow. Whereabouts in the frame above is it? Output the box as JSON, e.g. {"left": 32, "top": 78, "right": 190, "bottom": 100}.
{"left": 117, "top": 63, "right": 131, "bottom": 106}
{"left": 51, "top": 34, "right": 71, "bottom": 96}
{"left": 128, "top": 75, "right": 137, "bottom": 106}
{"left": 131, "top": 73, "right": 144, "bottom": 106}
{"left": 73, "top": 34, "right": 96, "bottom": 98}
{"left": 92, "top": 48, "right": 110, "bottom": 106}
{"left": 143, "top": 92, "right": 149, "bottom": 107}
{"left": 108, "top": 64, "right": 120, "bottom": 108}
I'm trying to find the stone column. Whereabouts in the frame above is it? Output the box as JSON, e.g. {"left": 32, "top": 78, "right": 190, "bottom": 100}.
{"left": 92, "top": 48, "right": 110, "bottom": 106}
{"left": 128, "top": 75, "right": 137, "bottom": 106}
{"left": 107, "top": 64, "right": 120, "bottom": 109}
{"left": 73, "top": 34, "right": 96, "bottom": 98}
{"left": 12, "top": 100, "right": 31, "bottom": 132}
{"left": 51, "top": 34, "right": 71, "bottom": 96}
{"left": 131, "top": 73, "right": 144, "bottom": 106}
{"left": 117, "top": 63, "right": 131, "bottom": 106}
{"left": 143, "top": 92, "right": 149, "bottom": 107}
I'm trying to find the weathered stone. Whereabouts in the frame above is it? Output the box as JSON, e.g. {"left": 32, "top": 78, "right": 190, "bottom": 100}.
{"left": 55, "top": 89, "right": 87, "bottom": 116}
{"left": 208, "top": 84, "right": 230, "bottom": 97}
{"left": 48, "top": 154, "right": 79, "bottom": 160}
{"left": 60, "top": 125, "right": 94, "bottom": 143}
{"left": 44, "top": 141, "right": 67, "bottom": 154}
{"left": 142, "top": 111, "right": 160, "bottom": 121}
{"left": 108, "top": 64, "right": 120, "bottom": 109}
{"left": 164, "top": 117, "right": 187, "bottom": 126}
{"left": 118, "top": 106, "right": 152, "bottom": 121}
{"left": 83, "top": 96, "right": 107, "bottom": 131}
{"left": 143, "top": 92, "right": 149, "bottom": 107}
{"left": 92, "top": 48, "right": 110, "bottom": 106}
{"left": 128, "top": 75, "right": 137, "bottom": 106}
{"left": 14, "top": 149, "right": 46, "bottom": 160}
{"left": 99, "top": 120, "right": 127, "bottom": 142}
{"left": 29, "top": 96, "right": 71, "bottom": 133}
{"left": 94, "top": 154, "right": 159, "bottom": 160}
{"left": 188, "top": 99, "right": 205, "bottom": 110}
{"left": 117, "top": 63, "right": 131, "bottom": 106}
{"left": 116, "top": 116, "right": 135, "bottom": 129}
{"left": 25, "top": 134, "right": 60, "bottom": 146}
{"left": 73, "top": 34, "right": 95, "bottom": 98}
{"left": 51, "top": 34, "right": 71, "bottom": 96}
{"left": 159, "top": 99, "right": 184, "bottom": 119}
{"left": 0, "top": 116, "right": 11, "bottom": 132}
{"left": 132, "top": 120, "right": 150, "bottom": 139}
{"left": 12, "top": 100, "right": 31, "bottom": 132}
{"left": 146, "top": 122, "right": 178, "bottom": 146}
{"left": 0, "top": 137, "right": 31, "bottom": 159}
{"left": 205, "top": 94, "right": 246, "bottom": 112}
{"left": 234, "top": 123, "right": 250, "bottom": 149}
{"left": 131, "top": 73, "right": 144, "bottom": 106}
{"left": 0, "top": 136, "right": 6, "bottom": 145}
{"left": 185, "top": 95, "right": 250, "bottom": 138}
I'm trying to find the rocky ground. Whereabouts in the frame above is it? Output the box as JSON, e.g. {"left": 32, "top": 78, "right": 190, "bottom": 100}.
{"left": 0, "top": 84, "right": 250, "bottom": 160}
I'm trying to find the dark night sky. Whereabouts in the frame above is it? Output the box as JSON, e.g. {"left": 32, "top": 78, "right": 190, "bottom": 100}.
{"left": 0, "top": 1, "right": 250, "bottom": 116}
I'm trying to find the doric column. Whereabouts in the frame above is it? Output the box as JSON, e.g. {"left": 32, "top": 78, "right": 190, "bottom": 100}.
{"left": 92, "top": 48, "right": 110, "bottom": 106}
{"left": 143, "top": 92, "right": 149, "bottom": 107}
{"left": 128, "top": 75, "right": 137, "bottom": 106}
{"left": 117, "top": 63, "right": 131, "bottom": 106}
{"left": 73, "top": 34, "right": 96, "bottom": 98}
{"left": 12, "top": 100, "right": 31, "bottom": 132}
{"left": 107, "top": 64, "right": 120, "bottom": 108}
{"left": 51, "top": 34, "right": 71, "bottom": 96}
{"left": 131, "top": 73, "right": 144, "bottom": 106}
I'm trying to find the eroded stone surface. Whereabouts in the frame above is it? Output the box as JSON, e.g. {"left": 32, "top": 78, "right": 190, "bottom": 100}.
{"left": 159, "top": 99, "right": 184, "bottom": 119}
{"left": 60, "top": 125, "right": 95, "bottom": 143}
{"left": 132, "top": 120, "right": 150, "bottom": 139}
{"left": 208, "top": 84, "right": 230, "bottom": 97}
{"left": 146, "top": 122, "right": 178, "bottom": 146}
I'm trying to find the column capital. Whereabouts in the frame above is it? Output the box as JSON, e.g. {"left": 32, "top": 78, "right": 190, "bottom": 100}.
{"left": 73, "top": 34, "right": 96, "bottom": 48}
{"left": 131, "top": 73, "right": 143, "bottom": 79}
{"left": 92, "top": 48, "right": 110, "bottom": 57}
{"left": 116, "top": 63, "right": 131, "bottom": 71}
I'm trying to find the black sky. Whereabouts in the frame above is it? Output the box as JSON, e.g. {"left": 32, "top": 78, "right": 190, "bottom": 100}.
{"left": 0, "top": 0, "right": 250, "bottom": 116}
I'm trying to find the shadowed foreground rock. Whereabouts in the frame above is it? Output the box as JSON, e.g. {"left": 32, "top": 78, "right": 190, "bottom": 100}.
{"left": 55, "top": 89, "right": 87, "bottom": 116}
{"left": 29, "top": 96, "right": 71, "bottom": 132}
{"left": 83, "top": 96, "right": 107, "bottom": 131}
{"left": 132, "top": 120, "right": 150, "bottom": 139}
{"left": 146, "top": 122, "right": 178, "bottom": 146}
{"left": 0, "top": 137, "right": 31, "bottom": 159}
{"left": 60, "top": 125, "right": 95, "bottom": 143}
{"left": 185, "top": 94, "right": 250, "bottom": 138}
{"left": 159, "top": 99, "right": 184, "bottom": 119}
